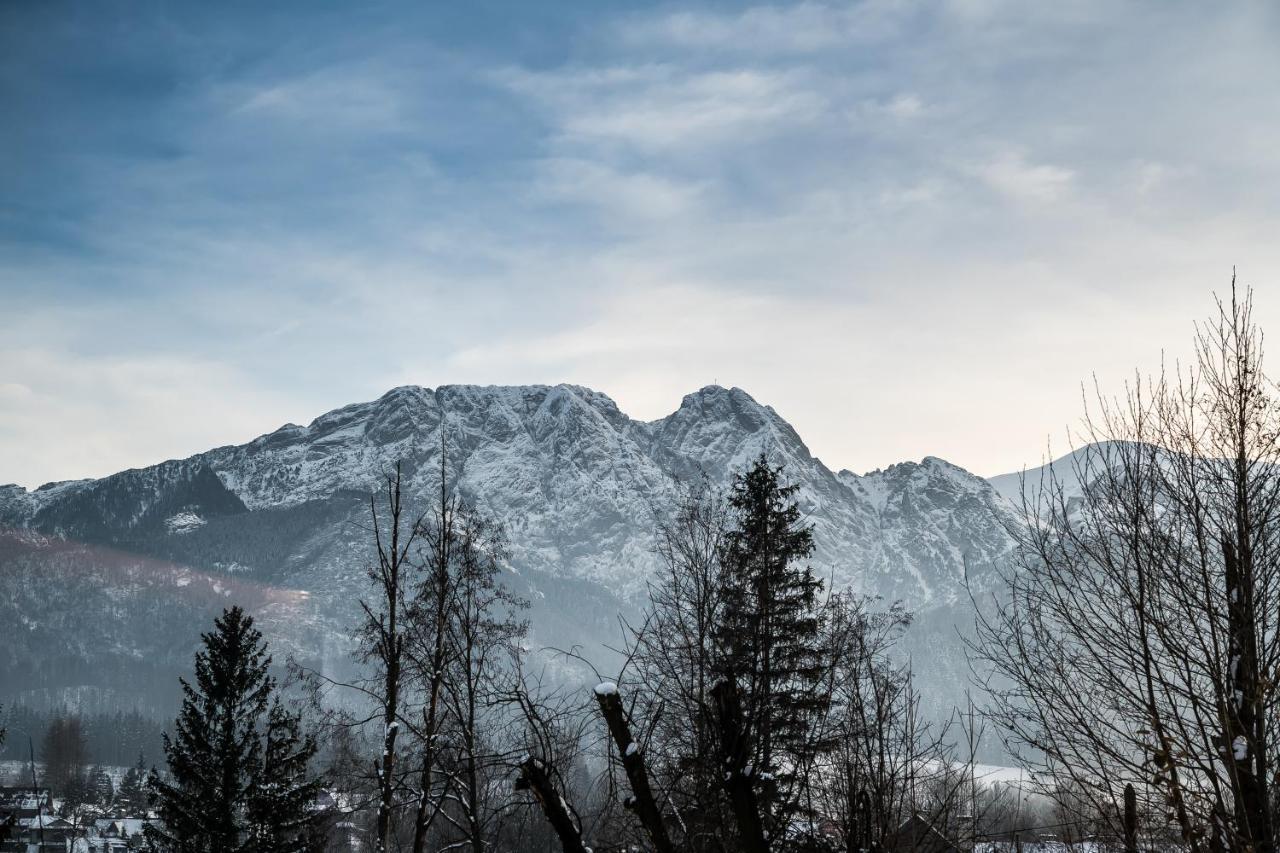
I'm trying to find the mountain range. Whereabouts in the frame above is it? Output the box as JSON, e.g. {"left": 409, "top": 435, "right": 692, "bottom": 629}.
{"left": 0, "top": 383, "right": 1028, "bottom": 718}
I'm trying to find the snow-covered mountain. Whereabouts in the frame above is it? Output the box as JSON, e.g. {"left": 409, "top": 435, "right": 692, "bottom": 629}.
{"left": 0, "top": 384, "right": 1019, "bottom": 714}
{"left": 988, "top": 442, "right": 1129, "bottom": 510}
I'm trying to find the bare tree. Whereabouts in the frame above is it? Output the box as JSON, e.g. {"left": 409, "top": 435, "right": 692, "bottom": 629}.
{"left": 435, "top": 508, "right": 529, "bottom": 853}
{"left": 821, "top": 594, "right": 952, "bottom": 853}
{"left": 304, "top": 444, "right": 536, "bottom": 853}
{"left": 506, "top": 663, "right": 599, "bottom": 853}
{"left": 358, "top": 463, "right": 423, "bottom": 853}
{"left": 629, "top": 477, "right": 735, "bottom": 851}
{"left": 975, "top": 281, "right": 1280, "bottom": 853}
{"left": 404, "top": 450, "right": 459, "bottom": 853}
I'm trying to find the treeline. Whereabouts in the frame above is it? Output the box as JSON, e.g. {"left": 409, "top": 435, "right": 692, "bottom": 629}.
{"left": 0, "top": 704, "right": 165, "bottom": 768}
{"left": 0, "top": 706, "right": 152, "bottom": 818}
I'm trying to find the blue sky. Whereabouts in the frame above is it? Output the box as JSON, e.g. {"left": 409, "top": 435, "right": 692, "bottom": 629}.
{"left": 4, "top": 0, "right": 1280, "bottom": 488}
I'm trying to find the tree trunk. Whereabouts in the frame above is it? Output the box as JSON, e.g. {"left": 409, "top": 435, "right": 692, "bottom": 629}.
{"left": 516, "top": 756, "right": 589, "bottom": 853}
{"left": 1223, "top": 537, "right": 1273, "bottom": 853}
{"left": 594, "top": 685, "right": 675, "bottom": 853}
{"left": 711, "top": 679, "right": 769, "bottom": 853}
{"left": 1123, "top": 783, "right": 1138, "bottom": 853}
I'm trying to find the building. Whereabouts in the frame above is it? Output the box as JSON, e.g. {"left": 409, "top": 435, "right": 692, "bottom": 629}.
{"left": 0, "top": 787, "right": 53, "bottom": 821}
{"left": 0, "top": 787, "right": 54, "bottom": 853}
{"left": 17, "top": 814, "right": 81, "bottom": 852}
{"left": 889, "top": 813, "right": 963, "bottom": 853}
{"left": 92, "top": 818, "right": 149, "bottom": 851}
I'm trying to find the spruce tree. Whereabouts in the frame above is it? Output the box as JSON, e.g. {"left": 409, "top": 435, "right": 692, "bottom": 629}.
{"left": 117, "top": 753, "right": 148, "bottom": 815}
{"left": 88, "top": 764, "right": 113, "bottom": 807}
{"left": 712, "top": 455, "right": 832, "bottom": 841}
{"left": 244, "top": 700, "right": 325, "bottom": 853}
{"left": 147, "top": 606, "right": 273, "bottom": 853}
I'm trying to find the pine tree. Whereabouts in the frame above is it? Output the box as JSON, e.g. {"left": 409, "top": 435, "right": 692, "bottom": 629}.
{"left": 147, "top": 606, "right": 274, "bottom": 853}
{"left": 244, "top": 700, "right": 325, "bottom": 853}
{"left": 712, "top": 455, "right": 832, "bottom": 843}
{"left": 117, "top": 753, "right": 148, "bottom": 815}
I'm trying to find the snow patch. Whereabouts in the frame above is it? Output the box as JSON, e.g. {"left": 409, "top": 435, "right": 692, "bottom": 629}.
{"left": 165, "top": 511, "right": 207, "bottom": 534}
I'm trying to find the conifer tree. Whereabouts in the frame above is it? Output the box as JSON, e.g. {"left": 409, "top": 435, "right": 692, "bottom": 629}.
{"left": 88, "top": 764, "right": 113, "bottom": 807}
{"left": 712, "top": 455, "right": 832, "bottom": 843}
{"left": 245, "top": 700, "right": 325, "bottom": 853}
{"left": 147, "top": 606, "right": 274, "bottom": 853}
{"left": 117, "top": 753, "right": 148, "bottom": 815}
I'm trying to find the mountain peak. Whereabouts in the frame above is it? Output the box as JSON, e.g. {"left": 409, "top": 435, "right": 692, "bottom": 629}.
{"left": 375, "top": 384, "right": 432, "bottom": 406}
{"left": 675, "top": 384, "right": 759, "bottom": 409}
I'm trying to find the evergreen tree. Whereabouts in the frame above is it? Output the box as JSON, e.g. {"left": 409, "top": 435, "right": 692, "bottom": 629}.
{"left": 117, "top": 753, "right": 149, "bottom": 815}
{"left": 147, "top": 606, "right": 273, "bottom": 853}
{"left": 88, "top": 764, "right": 114, "bottom": 807}
{"left": 712, "top": 455, "right": 832, "bottom": 843}
{"left": 244, "top": 700, "right": 325, "bottom": 853}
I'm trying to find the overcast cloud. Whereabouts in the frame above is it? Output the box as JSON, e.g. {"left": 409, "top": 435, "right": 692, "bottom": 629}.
{"left": 3, "top": 0, "right": 1280, "bottom": 488}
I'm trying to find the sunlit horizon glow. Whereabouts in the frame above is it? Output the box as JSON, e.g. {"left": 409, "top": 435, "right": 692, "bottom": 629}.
{"left": 4, "top": 1, "right": 1280, "bottom": 489}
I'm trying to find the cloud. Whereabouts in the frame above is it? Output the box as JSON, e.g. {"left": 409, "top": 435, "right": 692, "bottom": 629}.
{"left": 620, "top": 1, "right": 914, "bottom": 54}
{"left": 533, "top": 158, "right": 707, "bottom": 221}
{"left": 498, "top": 65, "right": 827, "bottom": 151}
{"left": 4, "top": 0, "right": 1280, "bottom": 487}
{"left": 230, "top": 68, "right": 407, "bottom": 130}
{"left": 883, "top": 93, "right": 924, "bottom": 119}
{"left": 974, "top": 151, "right": 1075, "bottom": 204}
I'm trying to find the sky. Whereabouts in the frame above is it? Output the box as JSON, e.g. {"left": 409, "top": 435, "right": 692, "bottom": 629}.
{"left": 3, "top": 0, "right": 1280, "bottom": 489}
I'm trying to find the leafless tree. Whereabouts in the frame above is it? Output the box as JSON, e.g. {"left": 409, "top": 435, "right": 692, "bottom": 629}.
{"left": 975, "top": 281, "right": 1280, "bottom": 852}
{"left": 820, "top": 594, "right": 953, "bottom": 852}
{"left": 403, "top": 451, "right": 460, "bottom": 853}
{"left": 629, "top": 477, "right": 735, "bottom": 851}
{"left": 505, "top": 662, "right": 600, "bottom": 853}
{"left": 358, "top": 463, "right": 424, "bottom": 853}
{"left": 433, "top": 508, "right": 529, "bottom": 853}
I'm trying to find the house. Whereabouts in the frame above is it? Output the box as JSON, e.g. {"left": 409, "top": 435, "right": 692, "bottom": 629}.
{"left": 0, "top": 787, "right": 54, "bottom": 853}
{"left": 888, "top": 813, "right": 963, "bottom": 853}
{"left": 0, "top": 786, "right": 53, "bottom": 820}
{"left": 18, "top": 814, "right": 83, "bottom": 852}
{"left": 93, "top": 818, "right": 149, "bottom": 851}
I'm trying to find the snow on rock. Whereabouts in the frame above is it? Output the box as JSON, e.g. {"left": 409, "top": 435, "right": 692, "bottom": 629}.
{"left": 201, "top": 382, "right": 1016, "bottom": 606}
{"left": 0, "top": 384, "right": 1022, "bottom": 607}
{"left": 165, "top": 511, "right": 207, "bottom": 534}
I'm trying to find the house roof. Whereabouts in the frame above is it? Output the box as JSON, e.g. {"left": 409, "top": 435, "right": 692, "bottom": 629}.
{"left": 889, "top": 813, "right": 961, "bottom": 853}
{"left": 20, "top": 814, "right": 73, "bottom": 829}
